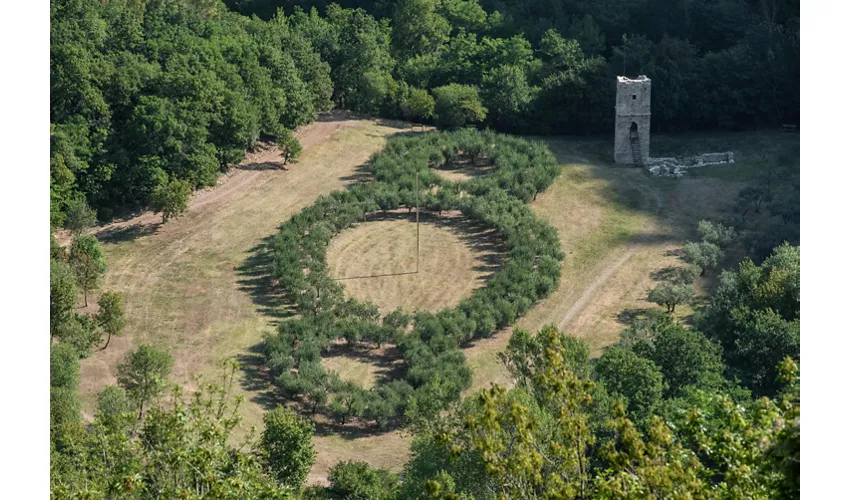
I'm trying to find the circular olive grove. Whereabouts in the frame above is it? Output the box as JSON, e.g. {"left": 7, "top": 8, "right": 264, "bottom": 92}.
{"left": 261, "top": 129, "right": 563, "bottom": 428}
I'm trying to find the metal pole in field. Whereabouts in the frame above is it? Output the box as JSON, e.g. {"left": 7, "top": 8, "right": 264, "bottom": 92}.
{"left": 416, "top": 170, "right": 420, "bottom": 273}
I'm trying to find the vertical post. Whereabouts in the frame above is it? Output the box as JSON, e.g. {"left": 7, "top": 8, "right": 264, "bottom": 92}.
{"left": 415, "top": 170, "right": 420, "bottom": 273}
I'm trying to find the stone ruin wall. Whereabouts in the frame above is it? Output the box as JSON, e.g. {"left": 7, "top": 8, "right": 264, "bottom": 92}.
{"left": 646, "top": 152, "right": 736, "bottom": 178}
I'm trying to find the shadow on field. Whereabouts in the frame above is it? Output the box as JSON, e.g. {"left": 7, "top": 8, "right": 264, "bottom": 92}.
{"left": 323, "top": 342, "right": 407, "bottom": 386}
{"left": 97, "top": 221, "right": 161, "bottom": 244}
{"left": 344, "top": 210, "right": 507, "bottom": 282}
{"left": 235, "top": 235, "right": 297, "bottom": 324}
{"left": 240, "top": 161, "right": 288, "bottom": 171}
{"left": 339, "top": 162, "right": 373, "bottom": 185}
{"left": 234, "top": 342, "right": 280, "bottom": 411}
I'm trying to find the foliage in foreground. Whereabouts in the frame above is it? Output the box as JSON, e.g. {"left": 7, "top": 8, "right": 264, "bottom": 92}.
{"left": 400, "top": 324, "right": 799, "bottom": 499}
{"left": 50, "top": 361, "right": 311, "bottom": 499}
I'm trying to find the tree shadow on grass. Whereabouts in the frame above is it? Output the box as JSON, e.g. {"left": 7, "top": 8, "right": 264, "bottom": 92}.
{"left": 617, "top": 308, "right": 653, "bottom": 325}
{"left": 240, "top": 161, "right": 288, "bottom": 171}
{"left": 235, "top": 236, "right": 297, "bottom": 325}
{"left": 234, "top": 342, "right": 280, "bottom": 412}
{"left": 339, "top": 162, "right": 374, "bottom": 185}
{"left": 323, "top": 341, "right": 408, "bottom": 387}
{"left": 96, "top": 221, "right": 161, "bottom": 244}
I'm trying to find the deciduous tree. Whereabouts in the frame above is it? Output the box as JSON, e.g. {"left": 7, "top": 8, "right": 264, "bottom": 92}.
{"left": 277, "top": 128, "right": 303, "bottom": 167}
{"left": 69, "top": 234, "right": 107, "bottom": 306}
{"left": 95, "top": 291, "right": 125, "bottom": 350}
{"left": 261, "top": 405, "right": 316, "bottom": 488}
{"left": 151, "top": 177, "right": 191, "bottom": 224}
{"left": 63, "top": 197, "right": 97, "bottom": 235}
{"left": 117, "top": 344, "right": 174, "bottom": 419}
{"left": 432, "top": 84, "right": 487, "bottom": 129}
{"left": 50, "top": 259, "right": 78, "bottom": 335}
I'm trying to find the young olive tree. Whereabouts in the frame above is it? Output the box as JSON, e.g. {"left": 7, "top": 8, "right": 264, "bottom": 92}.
{"left": 648, "top": 281, "right": 695, "bottom": 313}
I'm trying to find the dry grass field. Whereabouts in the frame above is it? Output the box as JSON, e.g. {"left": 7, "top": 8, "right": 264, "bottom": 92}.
{"left": 74, "top": 113, "right": 424, "bottom": 484}
{"left": 326, "top": 211, "right": 504, "bottom": 313}
{"left": 72, "top": 112, "right": 798, "bottom": 485}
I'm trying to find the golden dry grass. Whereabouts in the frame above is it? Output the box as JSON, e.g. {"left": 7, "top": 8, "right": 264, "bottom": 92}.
{"left": 73, "top": 120, "right": 795, "bottom": 486}
{"left": 74, "top": 115, "right": 421, "bottom": 484}
{"left": 326, "top": 211, "right": 503, "bottom": 314}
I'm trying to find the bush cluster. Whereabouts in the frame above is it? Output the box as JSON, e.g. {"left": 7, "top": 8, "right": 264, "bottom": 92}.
{"left": 262, "top": 129, "right": 563, "bottom": 427}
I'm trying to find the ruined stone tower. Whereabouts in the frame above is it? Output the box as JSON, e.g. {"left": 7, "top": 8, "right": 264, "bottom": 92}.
{"left": 614, "top": 75, "right": 651, "bottom": 166}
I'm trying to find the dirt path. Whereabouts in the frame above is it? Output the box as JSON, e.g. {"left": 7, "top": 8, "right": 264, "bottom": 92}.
{"left": 556, "top": 177, "right": 665, "bottom": 332}
{"left": 557, "top": 247, "right": 636, "bottom": 331}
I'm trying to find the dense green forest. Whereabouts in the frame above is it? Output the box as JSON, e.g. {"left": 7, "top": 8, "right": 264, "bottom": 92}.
{"left": 227, "top": 0, "right": 799, "bottom": 133}
{"left": 50, "top": 0, "right": 798, "bottom": 225}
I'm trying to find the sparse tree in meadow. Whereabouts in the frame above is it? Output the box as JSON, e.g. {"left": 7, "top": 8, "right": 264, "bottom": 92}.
{"left": 261, "top": 405, "right": 316, "bottom": 489}
{"left": 648, "top": 281, "right": 695, "bottom": 313}
{"left": 96, "top": 291, "right": 125, "bottom": 350}
{"left": 69, "top": 234, "right": 107, "bottom": 306}
{"left": 277, "top": 128, "right": 303, "bottom": 167}
{"left": 117, "top": 344, "right": 174, "bottom": 419}
{"left": 683, "top": 241, "right": 724, "bottom": 276}
{"left": 63, "top": 197, "right": 98, "bottom": 235}
{"left": 151, "top": 177, "right": 191, "bottom": 224}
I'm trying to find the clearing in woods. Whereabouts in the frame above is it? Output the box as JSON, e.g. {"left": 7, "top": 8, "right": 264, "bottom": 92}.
{"left": 75, "top": 111, "right": 798, "bottom": 485}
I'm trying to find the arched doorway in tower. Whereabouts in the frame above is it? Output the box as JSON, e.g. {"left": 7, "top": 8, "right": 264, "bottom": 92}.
{"left": 629, "top": 122, "right": 639, "bottom": 140}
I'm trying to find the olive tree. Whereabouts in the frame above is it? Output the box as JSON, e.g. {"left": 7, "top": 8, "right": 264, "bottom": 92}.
{"left": 648, "top": 281, "right": 695, "bottom": 313}
{"left": 683, "top": 241, "right": 723, "bottom": 276}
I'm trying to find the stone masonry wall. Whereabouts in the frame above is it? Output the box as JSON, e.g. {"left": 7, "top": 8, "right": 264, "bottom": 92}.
{"left": 614, "top": 76, "right": 651, "bottom": 165}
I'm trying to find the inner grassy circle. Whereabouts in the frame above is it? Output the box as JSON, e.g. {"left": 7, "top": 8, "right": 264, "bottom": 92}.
{"left": 326, "top": 211, "right": 503, "bottom": 313}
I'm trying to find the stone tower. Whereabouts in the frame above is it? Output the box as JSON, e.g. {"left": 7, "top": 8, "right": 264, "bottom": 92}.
{"left": 614, "top": 75, "right": 651, "bottom": 166}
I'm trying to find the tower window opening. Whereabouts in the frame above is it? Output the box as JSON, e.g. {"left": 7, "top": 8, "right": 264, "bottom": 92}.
{"left": 632, "top": 94, "right": 637, "bottom": 100}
